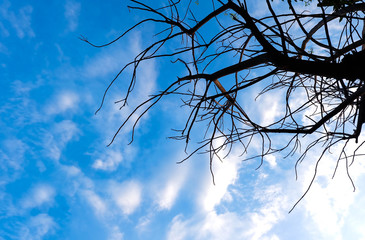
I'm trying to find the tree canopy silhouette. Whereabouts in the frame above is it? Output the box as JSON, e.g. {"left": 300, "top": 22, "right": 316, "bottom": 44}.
{"left": 82, "top": 0, "right": 365, "bottom": 210}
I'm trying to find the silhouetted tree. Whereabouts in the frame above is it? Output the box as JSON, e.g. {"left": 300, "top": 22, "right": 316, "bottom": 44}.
{"left": 82, "top": 0, "right": 365, "bottom": 210}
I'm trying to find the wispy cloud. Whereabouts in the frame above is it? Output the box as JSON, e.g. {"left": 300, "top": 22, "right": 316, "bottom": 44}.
{"left": 42, "top": 120, "right": 80, "bottom": 161}
{"left": 109, "top": 180, "right": 142, "bottom": 215}
{"left": 155, "top": 176, "right": 184, "bottom": 211}
{"left": 0, "top": 0, "right": 34, "bottom": 38}
{"left": 84, "top": 32, "right": 157, "bottom": 145}
{"left": 86, "top": 31, "right": 157, "bottom": 177}
{"left": 59, "top": 164, "right": 110, "bottom": 218}
{"left": 0, "top": 138, "right": 27, "bottom": 172}
{"left": 167, "top": 215, "right": 188, "bottom": 240}
{"left": 108, "top": 226, "right": 124, "bottom": 240}
{"left": 152, "top": 161, "right": 189, "bottom": 211}
{"left": 45, "top": 91, "right": 79, "bottom": 116}
{"left": 196, "top": 145, "right": 243, "bottom": 212}
{"left": 166, "top": 182, "right": 287, "bottom": 240}
{"left": 293, "top": 140, "right": 365, "bottom": 239}
{"left": 167, "top": 211, "right": 250, "bottom": 240}
{"left": 164, "top": 134, "right": 364, "bottom": 240}
{"left": 18, "top": 214, "right": 56, "bottom": 240}
{"left": 82, "top": 47, "right": 129, "bottom": 80}
{"left": 92, "top": 149, "right": 123, "bottom": 171}
{"left": 64, "top": 1, "right": 81, "bottom": 32}
{"left": 20, "top": 184, "right": 55, "bottom": 210}
{"left": 244, "top": 185, "right": 288, "bottom": 240}
{"left": 82, "top": 189, "right": 107, "bottom": 216}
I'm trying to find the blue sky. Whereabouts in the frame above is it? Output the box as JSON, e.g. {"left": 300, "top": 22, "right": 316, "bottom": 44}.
{"left": 1, "top": 1, "right": 365, "bottom": 239}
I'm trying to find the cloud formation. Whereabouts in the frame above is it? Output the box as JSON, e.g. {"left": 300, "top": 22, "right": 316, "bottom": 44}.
{"left": 92, "top": 149, "right": 123, "bottom": 171}
{"left": 0, "top": 0, "right": 34, "bottom": 38}
{"left": 21, "top": 184, "right": 55, "bottom": 210}
{"left": 109, "top": 180, "right": 142, "bottom": 215}
{"left": 19, "top": 214, "right": 56, "bottom": 240}
{"left": 45, "top": 91, "right": 79, "bottom": 116}
{"left": 64, "top": 1, "right": 81, "bottom": 31}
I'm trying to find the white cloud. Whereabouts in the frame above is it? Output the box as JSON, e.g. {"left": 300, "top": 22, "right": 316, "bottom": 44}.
{"left": 19, "top": 214, "right": 56, "bottom": 240}
{"left": 231, "top": 60, "right": 365, "bottom": 238}
{"left": 21, "top": 184, "right": 55, "bottom": 209}
{"left": 136, "top": 215, "right": 152, "bottom": 233}
{"left": 61, "top": 164, "right": 81, "bottom": 177}
{"left": 264, "top": 155, "right": 277, "bottom": 169}
{"left": 43, "top": 120, "right": 80, "bottom": 161}
{"left": 154, "top": 162, "right": 189, "bottom": 210}
{"left": 166, "top": 177, "right": 287, "bottom": 240}
{"left": 92, "top": 150, "right": 123, "bottom": 171}
{"left": 108, "top": 226, "right": 124, "bottom": 240}
{"left": 0, "top": 0, "right": 34, "bottom": 38}
{"left": 292, "top": 140, "right": 365, "bottom": 239}
{"left": 46, "top": 91, "right": 79, "bottom": 116}
{"left": 239, "top": 136, "right": 365, "bottom": 240}
{"left": 172, "top": 55, "right": 364, "bottom": 240}
{"left": 64, "top": 1, "right": 81, "bottom": 31}
{"left": 167, "top": 215, "right": 188, "bottom": 240}
{"left": 199, "top": 155, "right": 242, "bottom": 212}
{"left": 82, "top": 189, "right": 107, "bottom": 216}
{"left": 244, "top": 185, "right": 287, "bottom": 240}
{"left": 55, "top": 119, "right": 79, "bottom": 143}
{"left": 11, "top": 79, "right": 42, "bottom": 95}
{"left": 156, "top": 180, "right": 183, "bottom": 210}
{"left": 164, "top": 148, "right": 289, "bottom": 240}
{"left": 167, "top": 211, "right": 251, "bottom": 240}
{"left": 197, "top": 212, "right": 245, "bottom": 240}
{"left": 109, "top": 180, "right": 142, "bottom": 215}
{"left": 60, "top": 164, "right": 95, "bottom": 198}
{"left": 255, "top": 90, "right": 284, "bottom": 126}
